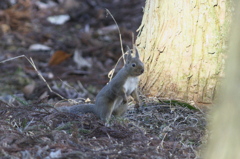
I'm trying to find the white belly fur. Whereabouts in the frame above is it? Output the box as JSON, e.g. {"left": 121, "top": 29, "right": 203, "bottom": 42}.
{"left": 123, "top": 77, "right": 139, "bottom": 95}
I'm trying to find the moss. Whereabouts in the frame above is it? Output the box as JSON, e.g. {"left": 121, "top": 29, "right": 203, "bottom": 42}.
{"left": 55, "top": 122, "right": 73, "bottom": 130}
{"left": 162, "top": 100, "right": 198, "bottom": 110}
{"left": 12, "top": 95, "right": 29, "bottom": 105}
{"left": 78, "top": 128, "right": 91, "bottom": 134}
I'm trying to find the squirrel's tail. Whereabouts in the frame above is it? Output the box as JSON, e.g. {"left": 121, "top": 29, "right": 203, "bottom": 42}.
{"left": 57, "top": 104, "right": 96, "bottom": 115}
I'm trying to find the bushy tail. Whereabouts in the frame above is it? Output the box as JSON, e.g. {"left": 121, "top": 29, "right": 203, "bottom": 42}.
{"left": 57, "top": 104, "right": 96, "bottom": 115}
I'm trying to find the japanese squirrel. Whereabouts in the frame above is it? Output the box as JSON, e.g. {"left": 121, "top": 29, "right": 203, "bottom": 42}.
{"left": 58, "top": 47, "right": 144, "bottom": 123}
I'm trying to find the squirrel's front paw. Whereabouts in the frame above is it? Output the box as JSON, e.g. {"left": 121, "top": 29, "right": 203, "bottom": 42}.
{"left": 134, "top": 103, "right": 140, "bottom": 109}
{"left": 122, "top": 95, "right": 128, "bottom": 104}
{"left": 134, "top": 101, "right": 142, "bottom": 109}
{"left": 123, "top": 98, "right": 127, "bottom": 104}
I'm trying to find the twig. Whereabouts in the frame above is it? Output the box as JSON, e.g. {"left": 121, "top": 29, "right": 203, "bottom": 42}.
{"left": 161, "top": 133, "right": 167, "bottom": 148}
{"left": 108, "top": 56, "right": 123, "bottom": 81}
{"left": 106, "top": 9, "right": 125, "bottom": 64}
{"left": 106, "top": 9, "right": 127, "bottom": 82}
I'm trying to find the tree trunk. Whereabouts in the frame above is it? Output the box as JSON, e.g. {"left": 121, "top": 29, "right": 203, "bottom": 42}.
{"left": 136, "top": 0, "right": 231, "bottom": 106}
{"left": 203, "top": 1, "right": 240, "bottom": 158}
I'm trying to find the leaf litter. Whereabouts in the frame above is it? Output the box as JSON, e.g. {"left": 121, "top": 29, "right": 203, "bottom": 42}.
{"left": 0, "top": 98, "right": 206, "bottom": 159}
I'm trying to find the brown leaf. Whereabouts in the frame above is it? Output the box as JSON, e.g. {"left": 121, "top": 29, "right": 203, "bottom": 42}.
{"left": 48, "top": 50, "right": 72, "bottom": 66}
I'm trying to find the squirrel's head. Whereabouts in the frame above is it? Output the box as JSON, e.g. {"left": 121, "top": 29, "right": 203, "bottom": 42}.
{"left": 124, "top": 47, "right": 144, "bottom": 76}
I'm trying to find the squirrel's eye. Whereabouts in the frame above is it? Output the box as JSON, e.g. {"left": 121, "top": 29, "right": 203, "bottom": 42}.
{"left": 132, "top": 63, "right": 136, "bottom": 67}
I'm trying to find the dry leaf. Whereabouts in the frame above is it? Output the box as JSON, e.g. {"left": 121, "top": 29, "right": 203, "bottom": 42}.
{"left": 73, "top": 49, "right": 92, "bottom": 69}
{"left": 29, "top": 44, "right": 51, "bottom": 51}
{"left": 48, "top": 50, "right": 72, "bottom": 66}
{"left": 85, "top": 98, "right": 91, "bottom": 102}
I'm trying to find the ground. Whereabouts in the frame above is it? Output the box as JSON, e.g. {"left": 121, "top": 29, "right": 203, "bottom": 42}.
{"left": 0, "top": 1, "right": 207, "bottom": 158}
{"left": 0, "top": 99, "right": 206, "bottom": 159}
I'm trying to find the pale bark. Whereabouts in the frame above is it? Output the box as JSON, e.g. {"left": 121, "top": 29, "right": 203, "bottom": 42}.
{"left": 203, "top": 0, "right": 240, "bottom": 158}
{"left": 137, "top": 0, "right": 231, "bottom": 106}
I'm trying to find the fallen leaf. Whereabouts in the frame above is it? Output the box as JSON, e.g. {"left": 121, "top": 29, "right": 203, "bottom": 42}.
{"left": 73, "top": 49, "right": 92, "bottom": 69}
{"left": 29, "top": 44, "right": 51, "bottom": 51}
{"left": 48, "top": 50, "right": 72, "bottom": 66}
{"left": 47, "top": 14, "right": 70, "bottom": 25}
{"left": 49, "top": 149, "right": 61, "bottom": 158}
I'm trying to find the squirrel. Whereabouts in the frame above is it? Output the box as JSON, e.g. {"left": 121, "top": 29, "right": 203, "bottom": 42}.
{"left": 58, "top": 47, "right": 144, "bottom": 123}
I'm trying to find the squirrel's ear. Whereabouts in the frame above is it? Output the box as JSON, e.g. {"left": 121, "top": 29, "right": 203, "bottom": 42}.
{"left": 124, "top": 51, "right": 132, "bottom": 63}
{"left": 135, "top": 47, "right": 140, "bottom": 58}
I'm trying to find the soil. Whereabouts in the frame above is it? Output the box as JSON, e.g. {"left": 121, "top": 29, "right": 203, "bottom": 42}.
{"left": 0, "top": 1, "right": 207, "bottom": 158}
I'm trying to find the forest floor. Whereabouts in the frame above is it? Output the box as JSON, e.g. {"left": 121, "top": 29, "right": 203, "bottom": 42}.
{"left": 0, "top": 0, "right": 207, "bottom": 158}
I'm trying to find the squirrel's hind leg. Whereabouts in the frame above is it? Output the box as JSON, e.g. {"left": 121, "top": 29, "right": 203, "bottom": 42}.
{"left": 112, "top": 103, "right": 128, "bottom": 117}
{"left": 98, "top": 101, "right": 114, "bottom": 123}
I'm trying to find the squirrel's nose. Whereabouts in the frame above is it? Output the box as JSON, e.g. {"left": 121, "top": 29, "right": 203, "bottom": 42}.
{"left": 141, "top": 69, "right": 144, "bottom": 74}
